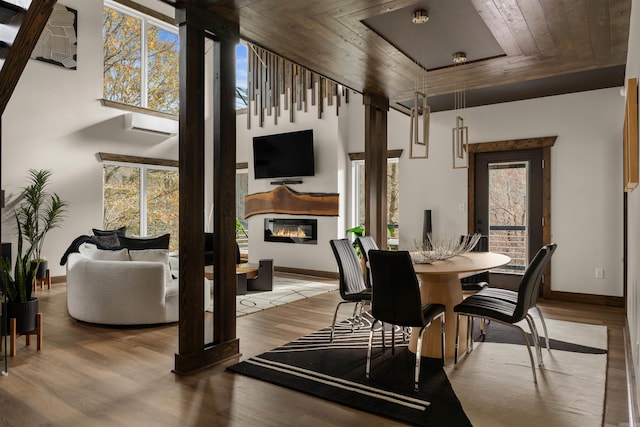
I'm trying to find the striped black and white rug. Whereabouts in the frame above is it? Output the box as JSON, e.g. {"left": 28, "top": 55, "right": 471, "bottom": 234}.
{"left": 228, "top": 313, "right": 607, "bottom": 426}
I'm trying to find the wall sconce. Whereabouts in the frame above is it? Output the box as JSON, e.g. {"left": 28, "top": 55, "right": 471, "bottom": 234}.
{"left": 452, "top": 116, "right": 468, "bottom": 169}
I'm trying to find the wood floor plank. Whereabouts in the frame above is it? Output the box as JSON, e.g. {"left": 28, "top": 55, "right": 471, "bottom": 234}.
{"left": 0, "top": 277, "right": 629, "bottom": 426}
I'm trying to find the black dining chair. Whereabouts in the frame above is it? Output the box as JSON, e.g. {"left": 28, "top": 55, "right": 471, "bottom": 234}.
{"left": 356, "top": 235, "right": 379, "bottom": 289}
{"left": 329, "top": 239, "right": 372, "bottom": 342}
{"left": 459, "top": 235, "right": 490, "bottom": 292}
{"left": 474, "top": 243, "right": 557, "bottom": 353}
{"left": 366, "top": 250, "right": 446, "bottom": 391}
{"left": 453, "top": 245, "right": 552, "bottom": 384}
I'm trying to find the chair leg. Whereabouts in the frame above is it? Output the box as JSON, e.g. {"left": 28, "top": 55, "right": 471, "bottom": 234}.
{"left": 525, "top": 315, "right": 543, "bottom": 367}
{"left": 534, "top": 306, "right": 550, "bottom": 351}
{"left": 415, "top": 325, "right": 427, "bottom": 391}
{"left": 467, "top": 316, "right": 474, "bottom": 353}
{"left": 454, "top": 314, "right": 461, "bottom": 365}
{"left": 330, "top": 301, "right": 345, "bottom": 342}
{"left": 440, "top": 313, "right": 446, "bottom": 365}
{"left": 391, "top": 325, "right": 396, "bottom": 355}
{"left": 515, "top": 324, "right": 538, "bottom": 384}
{"left": 366, "top": 321, "right": 377, "bottom": 379}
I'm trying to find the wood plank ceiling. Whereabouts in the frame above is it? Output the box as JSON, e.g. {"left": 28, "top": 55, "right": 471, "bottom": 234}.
{"left": 162, "top": 0, "right": 630, "bottom": 112}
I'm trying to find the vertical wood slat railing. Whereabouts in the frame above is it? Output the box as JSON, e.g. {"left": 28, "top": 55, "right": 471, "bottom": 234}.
{"left": 0, "top": 0, "right": 56, "bottom": 116}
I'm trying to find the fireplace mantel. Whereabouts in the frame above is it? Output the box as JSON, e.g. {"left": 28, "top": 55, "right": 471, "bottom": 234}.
{"left": 244, "top": 185, "right": 339, "bottom": 218}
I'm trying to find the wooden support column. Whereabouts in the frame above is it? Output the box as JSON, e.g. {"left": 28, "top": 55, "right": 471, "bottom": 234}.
{"left": 174, "top": 6, "right": 239, "bottom": 375}
{"left": 212, "top": 31, "right": 238, "bottom": 344}
{"left": 363, "top": 93, "right": 389, "bottom": 249}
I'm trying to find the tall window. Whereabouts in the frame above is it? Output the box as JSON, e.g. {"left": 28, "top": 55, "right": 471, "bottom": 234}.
{"left": 236, "top": 43, "right": 248, "bottom": 110}
{"left": 103, "top": 1, "right": 179, "bottom": 114}
{"left": 103, "top": 162, "right": 179, "bottom": 251}
{"left": 352, "top": 159, "right": 400, "bottom": 245}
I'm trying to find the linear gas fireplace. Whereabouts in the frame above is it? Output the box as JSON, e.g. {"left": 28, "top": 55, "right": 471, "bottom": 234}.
{"left": 264, "top": 218, "right": 317, "bottom": 244}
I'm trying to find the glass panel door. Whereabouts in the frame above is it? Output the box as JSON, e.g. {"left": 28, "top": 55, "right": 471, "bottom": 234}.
{"left": 488, "top": 161, "right": 528, "bottom": 274}
{"left": 473, "top": 148, "right": 543, "bottom": 289}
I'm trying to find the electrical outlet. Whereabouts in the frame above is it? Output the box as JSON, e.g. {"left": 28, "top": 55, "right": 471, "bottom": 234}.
{"left": 595, "top": 268, "right": 604, "bottom": 279}
{"left": 458, "top": 202, "right": 466, "bottom": 212}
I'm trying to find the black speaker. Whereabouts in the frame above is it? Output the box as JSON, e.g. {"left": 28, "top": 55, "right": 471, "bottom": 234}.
{"left": 422, "top": 210, "right": 432, "bottom": 245}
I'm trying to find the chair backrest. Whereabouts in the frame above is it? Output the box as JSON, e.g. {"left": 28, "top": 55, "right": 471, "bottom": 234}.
{"left": 330, "top": 239, "right": 368, "bottom": 298}
{"left": 460, "top": 235, "right": 489, "bottom": 284}
{"left": 513, "top": 245, "right": 552, "bottom": 321}
{"left": 529, "top": 243, "right": 557, "bottom": 306}
{"left": 356, "top": 235, "right": 379, "bottom": 288}
{"left": 368, "top": 250, "right": 424, "bottom": 327}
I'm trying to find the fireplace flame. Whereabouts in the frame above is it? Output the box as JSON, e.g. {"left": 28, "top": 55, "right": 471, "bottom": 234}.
{"left": 273, "top": 227, "right": 307, "bottom": 238}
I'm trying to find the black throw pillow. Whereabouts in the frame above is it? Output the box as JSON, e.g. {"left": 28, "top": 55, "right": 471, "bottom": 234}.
{"left": 92, "top": 226, "right": 126, "bottom": 237}
{"left": 93, "top": 233, "right": 122, "bottom": 250}
{"left": 118, "top": 234, "right": 170, "bottom": 250}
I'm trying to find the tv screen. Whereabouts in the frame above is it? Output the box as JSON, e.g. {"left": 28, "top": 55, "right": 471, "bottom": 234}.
{"left": 253, "top": 129, "right": 315, "bottom": 179}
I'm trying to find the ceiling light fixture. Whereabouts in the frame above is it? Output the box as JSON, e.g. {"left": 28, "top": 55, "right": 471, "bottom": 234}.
{"left": 412, "top": 9, "right": 429, "bottom": 24}
{"left": 452, "top": 52, "right": 469, "bottom": 169}
{"left": 452, "top": 51, "right": 467, "bottom": 64}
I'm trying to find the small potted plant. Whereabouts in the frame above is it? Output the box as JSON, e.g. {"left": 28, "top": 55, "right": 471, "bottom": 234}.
{"left": 0, "top": 217, "right": 40, "bottom": 334}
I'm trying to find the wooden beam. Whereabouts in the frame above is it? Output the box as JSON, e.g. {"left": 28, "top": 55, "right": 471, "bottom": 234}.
{"left": 363, "top": 92, "right": 388, "bottom": 249}
{"left": 212, "top": 32, "right": 239, "bottom": 344}
{"left": 174, "top": 5, "right": 240, "bottom": 375}
{"left": 175, "top": 10, "right": 206, "bottom": 374}
{"left": 0, "top": 0, "right": 56, "bottom": 116}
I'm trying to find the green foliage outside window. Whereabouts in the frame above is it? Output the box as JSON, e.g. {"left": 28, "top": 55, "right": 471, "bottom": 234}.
{"left": 103, "top": 165, "right": 179, "bottom": 251}
{"left": 103, "top": 6, "right": 179, "bottom": 114}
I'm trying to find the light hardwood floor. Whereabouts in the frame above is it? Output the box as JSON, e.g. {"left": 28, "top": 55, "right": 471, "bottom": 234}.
{"left": 0, "top": 276, "right": 630, "bottom": 426}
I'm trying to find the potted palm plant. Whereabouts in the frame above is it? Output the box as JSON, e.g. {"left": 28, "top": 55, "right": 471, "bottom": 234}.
{"left": 0, "top": 169, "right": 66, "bottom": 335}
{"left": 18, "top": 169, "right": 67, "bottom": 279}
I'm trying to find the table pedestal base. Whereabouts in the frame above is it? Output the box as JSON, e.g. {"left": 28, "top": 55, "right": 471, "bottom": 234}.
{"left": 409, "top": 273, "right": 467, "bottom": 359}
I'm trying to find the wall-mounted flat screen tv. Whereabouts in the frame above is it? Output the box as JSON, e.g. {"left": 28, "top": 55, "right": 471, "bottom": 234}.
{"left": 253, "top": 129, "right": 315, "bottom": 179}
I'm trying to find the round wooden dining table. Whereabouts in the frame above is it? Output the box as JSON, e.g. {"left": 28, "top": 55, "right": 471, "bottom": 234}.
{"left": 409, "top": 251, "right": 511, "bottom": 360}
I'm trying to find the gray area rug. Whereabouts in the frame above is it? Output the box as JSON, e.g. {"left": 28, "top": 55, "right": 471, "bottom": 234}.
{"left": 207, "top": 276, "right": 338, "bottom": 317}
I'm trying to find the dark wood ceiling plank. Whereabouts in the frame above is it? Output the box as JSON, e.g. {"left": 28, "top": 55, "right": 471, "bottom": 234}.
{"left": 609, "top": 0, "right": 632, "bottom": 57}
{"left": 538, "top": 0, "right": 577, "bottom": 58}
{"left": 471, "top": 0, "right": 523, "bottom": 56}
{"left": 563, "top": 0, "right": 595, "bottom": 60}
{"left": 491, "top": 0, "right": 540, "bottom": 55}
{"left": 519, "top": 0, "right": 559, "bottom": 57}
{"left": 585, "top": 0, "right": 612, "bottom": 60}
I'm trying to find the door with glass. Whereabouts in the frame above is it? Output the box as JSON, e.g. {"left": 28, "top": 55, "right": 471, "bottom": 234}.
{"left": 473, "top": 149, "right": 543, "bottom": 289}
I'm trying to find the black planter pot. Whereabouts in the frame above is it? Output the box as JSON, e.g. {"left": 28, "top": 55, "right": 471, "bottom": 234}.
{"left": 4, "top": 298, "right": 39, "bottom": 335}
{"left": 32, "top": 260, "right": 48, "bottom": 280}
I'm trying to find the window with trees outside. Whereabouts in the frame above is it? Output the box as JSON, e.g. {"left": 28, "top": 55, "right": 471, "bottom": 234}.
{"left": 103, "top": 1, "right": 179, "bottom": 114}
{"left": 352, "top": 159, "right": 400, "bottom": 247}
{"left": 103, "top": 163, "right": 179, "bottom": 251}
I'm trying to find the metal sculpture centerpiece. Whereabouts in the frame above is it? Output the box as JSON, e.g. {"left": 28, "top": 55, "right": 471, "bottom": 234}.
{"left": 411, "top": 233, "right": 481, "bottom": 264}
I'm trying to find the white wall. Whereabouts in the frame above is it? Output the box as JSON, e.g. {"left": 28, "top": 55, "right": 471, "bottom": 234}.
{"left": 625, "top": 0, "right": 640, "bottom": 406}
